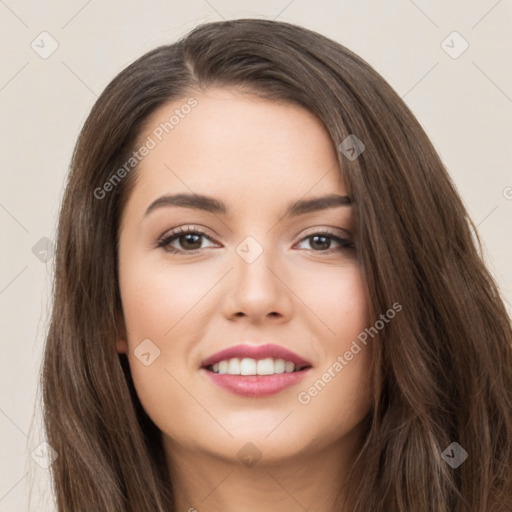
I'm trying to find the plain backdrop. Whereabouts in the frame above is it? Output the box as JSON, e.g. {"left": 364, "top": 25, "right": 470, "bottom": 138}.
{"left": 0, "top": 1, "right": 511, "bottom": 510}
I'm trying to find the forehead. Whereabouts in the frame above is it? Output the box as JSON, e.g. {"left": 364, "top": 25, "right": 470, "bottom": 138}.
{"left": 124, "top": 87, "right": 347, "bottom": 218}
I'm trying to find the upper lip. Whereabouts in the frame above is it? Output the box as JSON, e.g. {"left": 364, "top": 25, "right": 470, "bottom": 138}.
{"left": 200, "top": 343, "right": 312, "bottom": 368}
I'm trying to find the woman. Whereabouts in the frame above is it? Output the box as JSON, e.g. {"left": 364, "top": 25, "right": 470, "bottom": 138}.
{"left": 41, "top": 18, "right": 512, "bottom": 511}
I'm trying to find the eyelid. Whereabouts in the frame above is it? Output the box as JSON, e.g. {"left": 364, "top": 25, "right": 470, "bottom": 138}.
{"left": 159, "top": 224, "right": 214, "bottom": 239}
{"left": 155, "top": 224, "right": 353, "bottom": 254}
{"left": 157, "top": 225, "right": 352, "bottom": 243}
{"left": 297, "top": 225, "right": 353, "bottom": 239}
{"left": 155, "top": 224, "right": 217, "bottom": 247}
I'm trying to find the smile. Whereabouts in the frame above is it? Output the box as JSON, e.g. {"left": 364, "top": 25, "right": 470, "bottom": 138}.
{"left": 200, "top": 343, "right": 313, "bottom": 397}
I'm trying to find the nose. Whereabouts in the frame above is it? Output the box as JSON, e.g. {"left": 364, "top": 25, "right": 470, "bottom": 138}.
{"left": 221, "top": 244, "right": 293, "bottom": 323}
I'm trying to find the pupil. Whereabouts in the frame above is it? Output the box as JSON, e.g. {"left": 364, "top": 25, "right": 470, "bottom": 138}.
{"left": 182, "top": 234, "right": 201, "bottom": 250}
{"left": 311, "top": 235, "right": 329, "bottom": 250}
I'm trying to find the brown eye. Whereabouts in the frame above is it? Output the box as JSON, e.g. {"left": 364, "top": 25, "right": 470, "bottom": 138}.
{"left": 174, "top": 233, "right": 203, "bottom": 250}
{"left": 308, "top": 234, "right": 332, "bottom": 251}
{"left": 296, "top": 232, "right": 354, "bottom": 252}
{"left": 157, "top": 227, "right": 217, "bottom": 253}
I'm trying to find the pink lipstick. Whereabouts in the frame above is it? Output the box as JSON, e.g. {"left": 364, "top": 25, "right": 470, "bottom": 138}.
{"left": 200, "top": 343, "right": 312, "bottom": 398}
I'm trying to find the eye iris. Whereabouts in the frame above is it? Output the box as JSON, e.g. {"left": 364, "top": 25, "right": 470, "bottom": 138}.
{"left": 180, "top": 233, "right": 202, "bottom": 250}
{"left": 310, "top": 235, "right": 330, "bottom": 250}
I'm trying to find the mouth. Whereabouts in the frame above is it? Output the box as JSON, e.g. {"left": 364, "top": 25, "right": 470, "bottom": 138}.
{"left": 200, "top": 343, "right": 312, "bottom": 374}
{"left": 199, "top": 344, "right": 313, "bottom": 397}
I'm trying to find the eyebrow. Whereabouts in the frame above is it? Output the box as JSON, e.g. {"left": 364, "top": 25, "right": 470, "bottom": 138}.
{"left": 144, "top": 192, "right": 352, "bottom": 219}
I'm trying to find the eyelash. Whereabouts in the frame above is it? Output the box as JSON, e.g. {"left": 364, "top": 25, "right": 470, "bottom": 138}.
{"left": 156, "top": 225, "right": 354, "bottom": 255}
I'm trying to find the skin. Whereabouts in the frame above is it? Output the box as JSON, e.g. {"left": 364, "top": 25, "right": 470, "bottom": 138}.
{"left": 117, "top": 87, "right": 373, "bottom": 512}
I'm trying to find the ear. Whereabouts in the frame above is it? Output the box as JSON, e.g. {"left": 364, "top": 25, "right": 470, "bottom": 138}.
{"left": 115, "top": 309, "right": 128, "bottom": 354}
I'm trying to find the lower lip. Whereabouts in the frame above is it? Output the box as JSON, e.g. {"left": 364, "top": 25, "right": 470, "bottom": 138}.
{"left": 201, "top": 368, "right": 311, "bottom": 398}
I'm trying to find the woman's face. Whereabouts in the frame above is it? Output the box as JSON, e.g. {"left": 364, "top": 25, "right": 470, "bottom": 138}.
{"left": 117, "top": 87, "right": 373, "bottom": 466}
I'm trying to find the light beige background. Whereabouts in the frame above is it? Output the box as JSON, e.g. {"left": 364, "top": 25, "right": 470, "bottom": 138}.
{"left": 0, "top": 1, "right": 511, "bottom": 510}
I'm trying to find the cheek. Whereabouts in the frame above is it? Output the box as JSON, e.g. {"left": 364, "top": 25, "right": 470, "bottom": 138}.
{"left": 304, "top": 263, "right": 370, "bottom": 347}
{"left": 296, "top": 266, "right": 372, "bottom": 428}
{"left": 119, "top": 255, "right": 213, "bottom": 342}
{"left": 329, "top": 270, "right": 369, "bottom": 347}
{"left": 117, "top": 254, "right": 216, "bottom": 428}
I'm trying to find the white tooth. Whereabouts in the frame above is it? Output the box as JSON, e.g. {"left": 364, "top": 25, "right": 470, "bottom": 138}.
{"left": 257, "top": 358, "right": 274, "bottom": 375}
{"left": 274, "top": 358, "right": 286, "bottom": 374}
{"left": 284, "top": 361, "right": 295, "bottom": 373}
{"left": 213, "top": 357, "right": 300, "bottom": 375}
{"left": 228, "top": 358, "right": 241, "bottom": 375}
{"left": 218, "top": 360, "right": 229, "bottom": 374}
{"left": 240, "top": 357, "right": 257, "bottom": 375}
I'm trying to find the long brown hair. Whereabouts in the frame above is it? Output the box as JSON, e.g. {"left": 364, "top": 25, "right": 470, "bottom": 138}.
{"left": 41, "top": 18, "right": 512, "bottom": 511}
